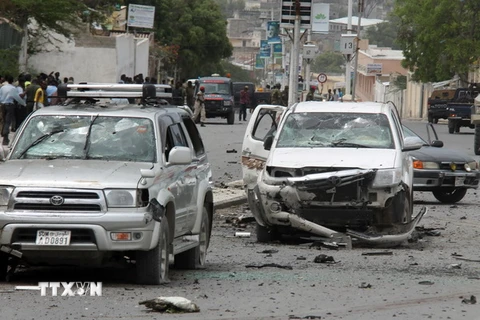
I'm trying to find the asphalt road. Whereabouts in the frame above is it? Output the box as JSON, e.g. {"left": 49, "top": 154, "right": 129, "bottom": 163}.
{"left": 1, "top": 115, "right": 480, "bottom": 320}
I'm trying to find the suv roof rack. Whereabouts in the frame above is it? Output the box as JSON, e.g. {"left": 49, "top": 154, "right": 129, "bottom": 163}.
{"left": 57, "top": 83, "right": 172, "bottom": 100}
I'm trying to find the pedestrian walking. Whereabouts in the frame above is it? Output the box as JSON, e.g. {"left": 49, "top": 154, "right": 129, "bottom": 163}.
{"left": 192, "top": 86, "right": 206, "bottom": 127}
{"left": 0, "top": 75, "right": 26, "bottom": 145}
{"left": 333, "top": 89, "right": 339, "bottom": 101}
{"left": 281, "top": 85, "right": 289, "bottom": 106}
{"left": 25, "top": 78, "right": 40, "bottom": 115}
{"left": 239, "top": 86, "right": 250, "bottom": 121}
{"left": 327, "top": 89, "right": 334, "bottom": 101}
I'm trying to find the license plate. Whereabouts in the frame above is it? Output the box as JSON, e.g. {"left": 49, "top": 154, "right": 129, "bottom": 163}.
{"left": 35, "top": 230, "right": 71, "bottom": 246}
{"left": 455, "top": 177, "right": 465, "bottom": 186}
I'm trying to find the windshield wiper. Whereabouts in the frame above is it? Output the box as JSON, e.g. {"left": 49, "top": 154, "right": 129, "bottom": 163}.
{"left": 330, "top": 139, "right": 371, "bottom": 148}
{"left": 83, "top": 114, "right": 99, "bottom": 159}
{"left": 18, "top": 130, "right": 65, "bottom": 159}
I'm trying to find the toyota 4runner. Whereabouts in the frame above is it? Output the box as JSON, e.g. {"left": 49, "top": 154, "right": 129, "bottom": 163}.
{"left": 0, "top": 83, "right": 214, "bottom": 284}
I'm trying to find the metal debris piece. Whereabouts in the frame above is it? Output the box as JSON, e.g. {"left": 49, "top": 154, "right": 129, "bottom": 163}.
{"left": 245, "top": 263, "right": 293, "bottom": 270}
{"left": 418, "top": 281, "right": 434, "bottom": 285}
{"left": 451, "top": 252, "right": 463, "bottom": 257}
{"left": 139, "top": 296, "right": 200, "bottom": 313}
{"left": 226, "top": 149, "right": 238, "bottom": 153}
{"left": 461, "top": 295, "right": 477, "bottom": 304}
{"left": 449, "top": 263, "right": 462, "bottom": 269}
{"left": 296, "top": 256, "right": 307, "bottom": 260}
{"left": 454, "top": 257, "right": 480, "bottom": 262}
{"left": 235, "top": 232, "right": 251, "bottom": 238}
{"left": 425, "top": 230, "right": 441, "bottom": 236}
{"left": 289, "top": 316, "right": 322, "bottom": 319}
{"left": 358, "top": 282, "right": 372, "bottom": 289}
{"left": 313, "top": 254, "right": 335, "bottom": 264}
{"left": 361, "top": 251, "right": 393, "bottom": 256}
{"left": 257, "top": 249, "right": 279, "bottom": 254}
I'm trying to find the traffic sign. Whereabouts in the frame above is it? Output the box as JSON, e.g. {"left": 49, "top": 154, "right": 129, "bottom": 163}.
{"left": 340, "top": 34, "right": 356, "bottom": 55}
{"left": 317, "top": 73, "right": 327, "bottom": 83}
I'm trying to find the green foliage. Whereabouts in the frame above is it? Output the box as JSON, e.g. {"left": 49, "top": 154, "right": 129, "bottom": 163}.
{"left": 220, "top": 61, "right": 255, "bottom": 83}
{"left": 364, "top": 19, "right": 400, "bottom": 50}
{"left": 393, "top": 0, "right": 480, "bottom": 83}
{"left": 392, "top": 75, "right": 407, "bottom": 90}
{"left": 213, "top": 0, "right": 245, "bottom": 19}
{"left": 311, "top": 51, "right": 345, "bottom": 74}
{"left": 125, "top": 0, "right": 232, "bottom": 79}
{"left": 0, "top": 47, "right": 20, "bottom": 76}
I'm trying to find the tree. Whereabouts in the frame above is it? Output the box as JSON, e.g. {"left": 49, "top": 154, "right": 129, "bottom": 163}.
{"left": 214, "top": 0, "right": 246, "bottom": 19}
{"left": 364, "top": 19, "right": 400, "bottom": 50}
{"left": 393, "top": 0, "right": 480, "bottom": 83}
{"left": 125, "top": 0, "right": 232, "bottom": 79}
{"left": 311, "top": 51, "right": 345, "bottom": 74}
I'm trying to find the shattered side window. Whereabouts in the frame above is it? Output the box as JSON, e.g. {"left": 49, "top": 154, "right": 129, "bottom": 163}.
{"left": 276, "top": 112, "right": 394, "bottom": 149}
{"left": 252, "top": 109, "right": 279, "bottom": 141}
{"left": 11, "top": 115, "right": 156, "bottom": 162}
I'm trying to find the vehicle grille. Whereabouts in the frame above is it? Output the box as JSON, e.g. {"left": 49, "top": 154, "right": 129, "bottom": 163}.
{"left": 11, "top": 228, "right": 96, "bottom": 244}
{"left": 440, "top": 162, "right": 467, "bottom": 171}
{"left": 205, "top": 100, "right": 223, "bottom": 108}
{"left": 298, "top": 181, "right": 359, "bottom": 202}
{"left": 12, "top": 188, "right": 105, "bottom": 213}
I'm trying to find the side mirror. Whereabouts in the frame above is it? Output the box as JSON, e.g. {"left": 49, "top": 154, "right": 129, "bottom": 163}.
{"left": 263, "top": 135, "right": 274, "bottom": 151}
{"left": 168, "top": 146, "right": 192, "bottom": 165}
{"left": 431, "top": 140, "right": 444, "bottom": 148}
{"left": 402, "top": 136, "right": 423, "bottom": 151}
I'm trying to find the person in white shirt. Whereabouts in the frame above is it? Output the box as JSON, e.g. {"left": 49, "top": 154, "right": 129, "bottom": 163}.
{"left": 0, "top": 75, "right": 26, "bottom": 145}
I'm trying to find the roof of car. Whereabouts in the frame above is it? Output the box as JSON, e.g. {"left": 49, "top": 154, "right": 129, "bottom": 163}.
{"left": 292, "top": 101, "right": 391, "bottom": 114}
{"left": 33, "top": 103, "right": 189, "bottom": 120}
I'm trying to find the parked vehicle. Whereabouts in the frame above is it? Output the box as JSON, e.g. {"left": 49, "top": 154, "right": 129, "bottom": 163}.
{"left": 241, "top": 101, "right": 426, "bottom": 247}
{"left": 446, "top": 86, "right": 479, "bottom": 133}
{"left": 470, "top": 94, "right": 480, "bottom": 155}
{"left": 252, "top": 90, "right": 271, "bottom": 109}
{"left": 404, "top": 123, "right": 480, "bottom": 203}
{"left": 195, "top": 75, "right": 235, "bottom": 124}
{"left": 0, "top": 83, "right": 214, "bottom": 284}
{"left": 427, "top": 89, "right": 456, "bottom": 123}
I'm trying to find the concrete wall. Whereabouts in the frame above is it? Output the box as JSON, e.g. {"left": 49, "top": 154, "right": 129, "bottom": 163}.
{"left": 27, "top": 28, "right": 149, "bottom": 83}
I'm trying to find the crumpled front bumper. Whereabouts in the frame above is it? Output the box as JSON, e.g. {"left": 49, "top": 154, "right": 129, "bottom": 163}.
{"left": 247, "top": 169, "right": 426, "bottom": 247}
{"left": 413, "top": 169, "right": 480, "bottom": 191}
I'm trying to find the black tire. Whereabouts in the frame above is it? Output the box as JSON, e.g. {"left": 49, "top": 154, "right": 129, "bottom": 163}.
{"left": 174, "top": 207, "right": 210, "bottom": 269}
{"left": 427, "top": 113, "right": 433, "bottom": 123}
{"left": 432, "top": 188, "right": 468, "bottom": 204}
{"left": 455, "top": 125, "right": 460, "bottom": 133}
{"left": 0, "top": 253, "right": 8, "bottom": 282}
{"left": 433, "top": 118, "right": 439, "bottom": 124}
{"left": 474, "top": 125, "right": 480, "bottom": 155}
{"left": 448, "top": 120, "right": 455, "bottom": 134}
{"left": 136, "top": 218, "right": 170, "bottom": 285}
{"left": 227, "top": 110, "right": 235, "bottom": 125}
{"left": 256, "top": 222, "right": 278, "bottom": 243}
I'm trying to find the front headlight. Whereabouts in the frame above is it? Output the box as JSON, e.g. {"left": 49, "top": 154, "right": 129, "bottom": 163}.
{"left": 223, "top": 100, "right": 232, "bottom": 106}
{"left": 413, "top": 160, "right": 440, "bottom": 169}
{"left": 466, "top": 161, "right": 478, "bottom": 171}
{"left": 0, "top": 186, "right": 13, "bottom": 206}
{"left": 105, "top": 189, "right": 137, "bottom": 208}
{"left": 372, "top": 169, "right": 402, "bottom": 187}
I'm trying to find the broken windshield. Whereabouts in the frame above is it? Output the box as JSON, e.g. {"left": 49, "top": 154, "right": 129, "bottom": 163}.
{"left": 276, "top": 112, "right": 394, "bottom": 149}
{"left": 10, "top": 115, "right": 156, "bottom": 162}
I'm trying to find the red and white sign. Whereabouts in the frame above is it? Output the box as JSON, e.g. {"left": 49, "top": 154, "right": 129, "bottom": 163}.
{"left": 317, "top": 73, "right": 327, "bottom": 83}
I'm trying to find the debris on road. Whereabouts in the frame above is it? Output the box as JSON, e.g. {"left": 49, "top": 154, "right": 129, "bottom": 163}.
{"left": 448, "top": 263, "right": 462, "bottom": 269}
{"left": 234, "top": 232, "right": 251, "bottom": 238}
{"left": 454, "top": 256, "right": 480, "bottom": 262}
{"left": 289, "top": 315, "right": 322, "bottom": 319}
{"left": 139, "top": 296, "right": 200, "bottom": 313}
{"left": 257, "top": 249, "right": 279, "bottom": 254}
{"left": 418, "top": 281, "right": 434, "bottom": 285}
{"left": 461, "top": 295, "right": 477, "bottom": 304}
{"left": 358, "top": 282, "right": 372, "bottom": 289}
{"left": 313, "top": 254, "right": 335, "bottom": 264}
{"left": 245, "top": 263, "right": 293, "bottom": 270}
{"left": 226, "top": 149, "right": 238, "bottom": 153}
{"left": 361, "top": 251, "right": 393, "bottom": 256}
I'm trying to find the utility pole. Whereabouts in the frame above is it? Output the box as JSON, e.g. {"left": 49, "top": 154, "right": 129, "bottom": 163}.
{"left": 345, "top": 0, "right": 353, "bottom": 98}
{"left": 304, "top": 29, "right": 312, "bottom": 93}
{"left": 288, "top": 0, "right": 301, "bottom": 106}
{"left": 352, "top": 0, "right": 364, "bottom": 101}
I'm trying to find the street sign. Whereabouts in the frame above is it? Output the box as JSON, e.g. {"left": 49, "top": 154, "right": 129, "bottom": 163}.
{"left": 281, "top": 0, "right": 313, "bottom": 28}
{"left": 317, "top": 73, "right": 327, "bottom": 83}
{"left": 127, "top": 4, "right": 155, "bottom": 29}
{"left": 303, "top": 44, "right": 316, "bottom": 59}
{"left": 340, "top": 34, "right": 356, "bottom": 55}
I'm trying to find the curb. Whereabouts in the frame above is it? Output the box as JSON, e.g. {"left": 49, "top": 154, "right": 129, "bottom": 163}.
{"left": 213, "top": 179, "right": 247, "bottom": 210}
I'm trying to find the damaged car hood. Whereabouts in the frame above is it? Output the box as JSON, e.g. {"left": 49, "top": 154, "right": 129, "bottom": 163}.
{"left": 0, "top": 160, "right": 153, "bottom": 188}
{"left": 267, "top": 148, "right": 397, "bottom": 169}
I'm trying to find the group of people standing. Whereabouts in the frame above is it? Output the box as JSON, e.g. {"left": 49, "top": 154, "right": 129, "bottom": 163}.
{"left": 0, "top": 71, "right": 73, "bottom": 146}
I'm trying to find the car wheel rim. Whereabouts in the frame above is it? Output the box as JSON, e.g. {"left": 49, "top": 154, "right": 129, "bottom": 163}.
{"left": 160, "top": 231, "right": 167, "bottom": 279}
{"left": 198, "top": 214, "right": 207, "bottom": 266}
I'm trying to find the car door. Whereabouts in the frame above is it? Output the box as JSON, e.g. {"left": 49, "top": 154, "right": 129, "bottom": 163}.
{"left": 242, "top": 105, "right": 286, "bottom": 192}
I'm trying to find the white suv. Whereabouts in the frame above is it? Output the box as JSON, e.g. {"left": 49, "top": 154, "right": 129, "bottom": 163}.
{"left": 242, "top": 101, "right": 426, "bottom": 247}
{"left": 0, "top": 84, "right": 213, "bottom": 284}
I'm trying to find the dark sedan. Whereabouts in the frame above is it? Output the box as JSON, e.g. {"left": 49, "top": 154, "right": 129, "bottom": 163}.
{"left": 404, "top": 124, "right": 480, "bottom": 203}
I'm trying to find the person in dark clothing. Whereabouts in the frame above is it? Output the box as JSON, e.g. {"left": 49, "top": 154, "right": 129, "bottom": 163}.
{"left": 185, "top": 81, "right": 195, "bottom": 111}
{"left": 239, "top": 86, "right": 250, "bottom": 121}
